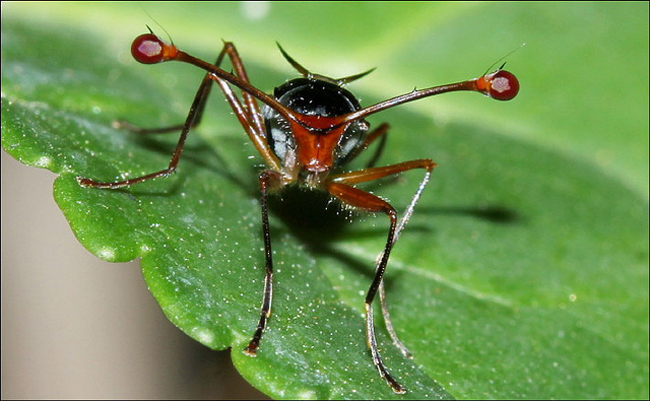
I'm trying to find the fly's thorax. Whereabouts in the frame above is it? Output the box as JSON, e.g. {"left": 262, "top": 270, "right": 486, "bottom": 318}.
{"left": 262, "top": 77, "right": 370, "bottom": 177}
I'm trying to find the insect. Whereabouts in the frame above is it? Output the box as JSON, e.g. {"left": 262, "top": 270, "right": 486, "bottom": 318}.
{"left": 77, "top": 29, "right": 519, "bottom": 393}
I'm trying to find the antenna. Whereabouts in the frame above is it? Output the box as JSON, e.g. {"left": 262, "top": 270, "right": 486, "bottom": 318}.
{"left": 483, "top": 42, "right": 526, "bottom": 76}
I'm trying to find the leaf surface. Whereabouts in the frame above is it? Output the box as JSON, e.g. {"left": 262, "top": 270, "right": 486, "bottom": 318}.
{"left": 2, "top": 3, "right": 648, "bottom": 399}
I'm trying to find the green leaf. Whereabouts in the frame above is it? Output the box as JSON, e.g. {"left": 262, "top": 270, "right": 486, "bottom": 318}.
{"left": 2, "top": 3, "right": 648, "bottom": 400}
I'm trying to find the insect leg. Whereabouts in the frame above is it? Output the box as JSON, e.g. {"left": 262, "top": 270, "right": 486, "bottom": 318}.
{"left": 326, "top": 181, "right": 403, "bottom": 393}
{"left": 210, "top": 75, "right": 282, "bottom": 173}
{"left": 219, "top": 42, "right": 265, "bottom": 135}
{"left": 326, "top": 159, "right": 435, "bottom": 394}
{"left": 76, "top": 42, "right": 234, "bottom": 188}
{"left": 244, "top": 170, "right": 281, "bottom": 355}
{"left": 78, "top": 40, "right": 279, "bottom": 189}
{"left": 76, "top": 71, "right": 213, "bottom": 189}
{"left": 379, "top": 162, "right": 433, "bottom": 359}
{"left": 203, "top": 43, "right": 282, "bottom": 172}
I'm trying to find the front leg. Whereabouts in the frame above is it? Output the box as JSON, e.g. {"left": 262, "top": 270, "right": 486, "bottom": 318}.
{"left": 326, "top": 159, "right": 436, "bottom": 394}
{"left": 76, "top": 40, "right": 244, "bottom": 189}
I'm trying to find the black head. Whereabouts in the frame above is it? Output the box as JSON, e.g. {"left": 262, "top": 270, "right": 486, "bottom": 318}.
{"left": 262, "top": 47, "right": 374, "bottom": 169}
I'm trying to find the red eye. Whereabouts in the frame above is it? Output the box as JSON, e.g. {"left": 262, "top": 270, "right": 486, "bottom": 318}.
{"left": 131, "top": 34, "right": 167, "bottom": 64}
{"left": 485, "top": 70, "right": 519, "bottom": 100}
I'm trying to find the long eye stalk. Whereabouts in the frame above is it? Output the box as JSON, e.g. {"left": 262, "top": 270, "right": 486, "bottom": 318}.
{"left": 343, "top": 68, "right": 519, "bottom": 123}
{"left": 130, "top": 33, "right": 520, "bottom": 130}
